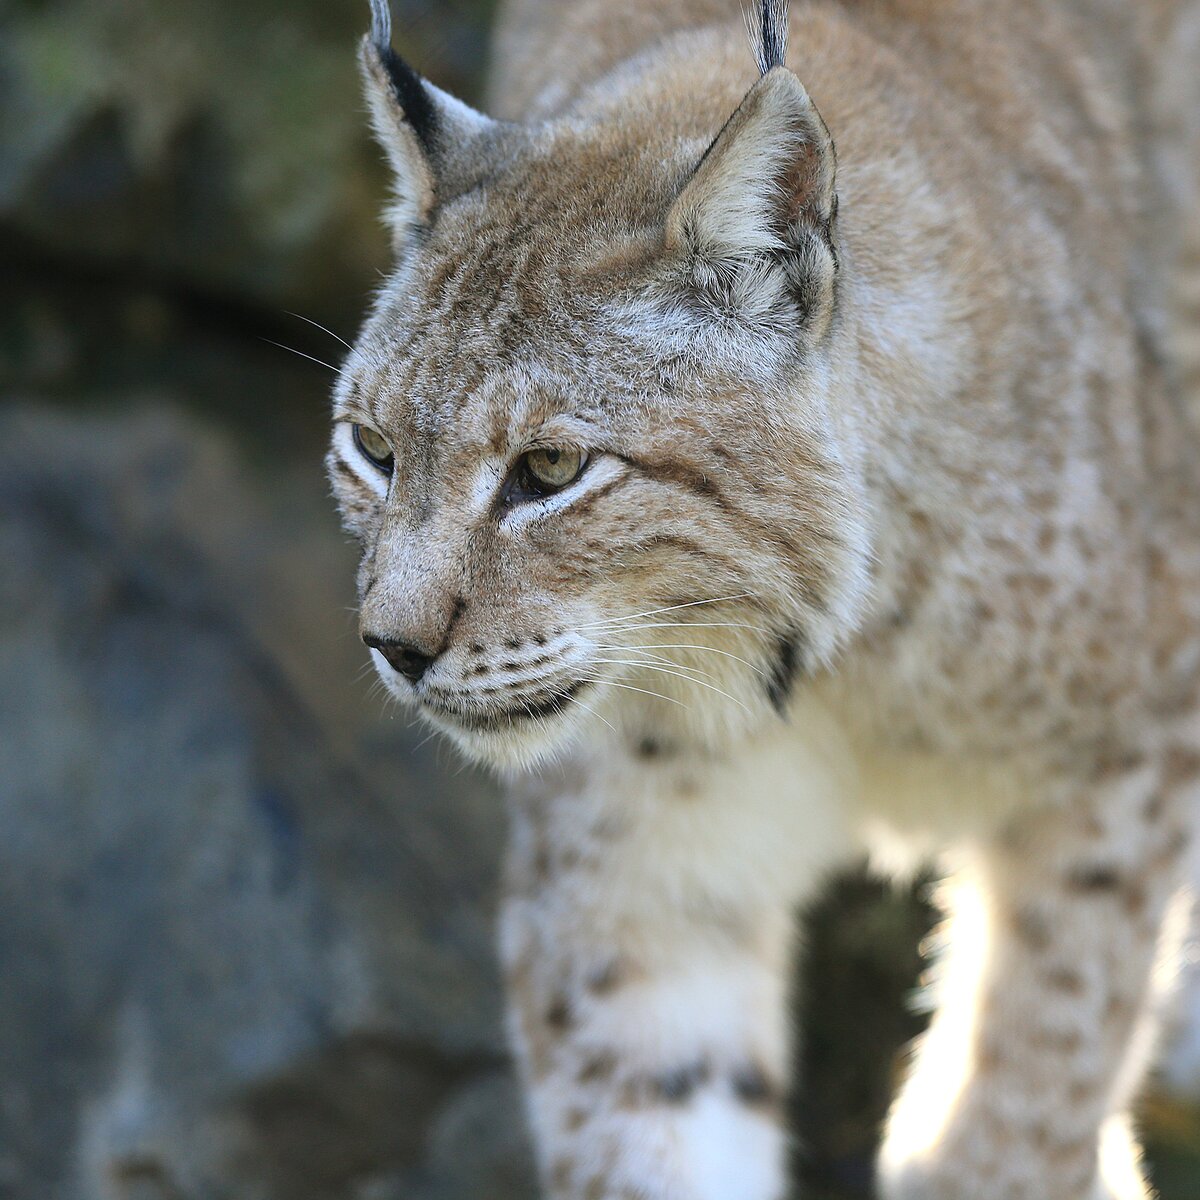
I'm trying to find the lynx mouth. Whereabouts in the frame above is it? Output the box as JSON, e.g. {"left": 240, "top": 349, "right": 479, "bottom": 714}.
{"left": 424, "top": 679, "right": 590, "bottom": 731}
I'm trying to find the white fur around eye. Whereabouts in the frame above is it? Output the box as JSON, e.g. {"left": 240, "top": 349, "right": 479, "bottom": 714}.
{"left": 500, "top": 454, "right": 626, "bottom": 529}
{"left": 335, "top": 420, "right": 390, "bottom": 498}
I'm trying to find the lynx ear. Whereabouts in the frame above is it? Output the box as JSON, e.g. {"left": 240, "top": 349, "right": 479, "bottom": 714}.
{"left": 666, "top": 67, "right": 837, "bottom": 297}
{"left": 360, "top": 0, "right": 497, "bottom": 244}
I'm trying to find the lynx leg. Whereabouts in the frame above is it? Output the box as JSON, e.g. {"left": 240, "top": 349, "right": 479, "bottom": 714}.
{"left": 880, "top": 749, "right": 1197, "bottom": 1200}
{"left": 499, "top": 729, "right": 853, "bottom": 1200}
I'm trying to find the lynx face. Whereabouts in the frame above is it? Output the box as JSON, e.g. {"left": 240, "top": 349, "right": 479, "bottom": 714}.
{"left": 328, "top": 17, "right": 873, "bottom": 768}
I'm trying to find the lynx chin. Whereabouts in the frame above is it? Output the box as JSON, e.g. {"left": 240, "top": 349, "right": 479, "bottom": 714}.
{"left": 328, "top": 0, "right": 1200, "bottom": 1195}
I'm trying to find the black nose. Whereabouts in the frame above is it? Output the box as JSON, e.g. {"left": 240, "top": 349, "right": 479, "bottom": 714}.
{"left": 362, "top": 634, "right": 436, "bottom": 683}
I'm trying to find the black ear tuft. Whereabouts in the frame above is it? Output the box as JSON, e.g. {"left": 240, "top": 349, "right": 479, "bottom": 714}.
{"left": 367, "top": 0, "right": 439, "bottom": 154}
{"left": 369, "top": 0, "right": 391, "bottom": 49}
{"left": 359, "top": 3, "right": 500, "bottom": 244}
{"left": 746, "top": 0, "right": 790, "bottom": 76}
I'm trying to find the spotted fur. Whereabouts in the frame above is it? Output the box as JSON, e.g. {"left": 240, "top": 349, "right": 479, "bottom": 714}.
{"left": 330, "top": 0, "right": 1200, "bottom": 1196}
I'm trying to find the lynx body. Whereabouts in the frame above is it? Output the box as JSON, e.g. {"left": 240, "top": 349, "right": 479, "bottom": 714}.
{"left": 329, "top": 0, "right": 1200, "bottom": 1195}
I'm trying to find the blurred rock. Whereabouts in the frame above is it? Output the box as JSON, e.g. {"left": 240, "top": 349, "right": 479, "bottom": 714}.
{"left": 0, "top": 402, "right": 535, "bottom": 1200}
{"left": 0, "top": 0, "right": 497, "bottom": 324}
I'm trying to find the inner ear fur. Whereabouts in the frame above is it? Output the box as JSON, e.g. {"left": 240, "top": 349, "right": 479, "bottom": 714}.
{"left": 666, "top": 67, "right": 838, "bottom": 271}
{"left": 359, "top": 38, "right": 438, "bottom": 237}
{"left": 358, "top": 2, "right": 499, "bottom": 248}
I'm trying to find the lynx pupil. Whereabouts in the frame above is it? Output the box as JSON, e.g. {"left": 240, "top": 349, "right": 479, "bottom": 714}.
{"left": 524, "top": 447, "right": 584, "bottom": 491}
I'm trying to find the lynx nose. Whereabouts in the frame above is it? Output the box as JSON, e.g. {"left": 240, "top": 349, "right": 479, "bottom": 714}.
{"left": 362, "top": 634, "right": 436, "bottom": 683}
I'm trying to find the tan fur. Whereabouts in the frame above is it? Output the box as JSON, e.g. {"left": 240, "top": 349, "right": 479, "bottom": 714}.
{"left": 330, "top": 1, "right": 1200, "bottom": 1196}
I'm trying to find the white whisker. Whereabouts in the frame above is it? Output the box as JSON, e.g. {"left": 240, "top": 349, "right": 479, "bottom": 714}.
{"left": 589, "top": 659, "right": 752, "bottom": 713}
{"left": 261, "top": 338, "right": 341, "bottom": 373}
{"left": 597, "top": 641, "right": 770, "bottom": 678}
{"left": 412, "top": 728, "right": 441, "bottom": 753}
{"left": 592, "top": 649, "right": 724, "bottom": 682}
{"left": 580, "top": 674, "right": 690, "bottom": 710}
{"left": 590, "top": 620, "right": 772, "bottom": 636}
{"left": 579, "top": 593, "right": 757, "bottom": 629}
{"left": 571, "top": 696, "right": 618, "bottom": 736}
{"left": 285, "top": 310, "right": 353, "bottom": 351}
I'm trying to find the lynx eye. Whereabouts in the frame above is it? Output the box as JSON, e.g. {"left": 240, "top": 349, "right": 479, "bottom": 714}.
{"left": 353, "top": 424, "right": 394, "bottom": 473}
{"left": 523, "top": 447, "right": 586, "bottom": 492}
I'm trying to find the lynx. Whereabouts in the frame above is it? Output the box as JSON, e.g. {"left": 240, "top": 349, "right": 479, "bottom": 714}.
{"left": 327, "top": 0, "right": 1200, "bottom": 1195}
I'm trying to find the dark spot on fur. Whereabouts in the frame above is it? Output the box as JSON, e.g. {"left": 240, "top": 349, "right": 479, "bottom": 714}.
{"left": 1092, "top": 749, "right": 1146, "bottom": 780}
{"left": 976, "top": 1041, "right": 1004, "bottom": 1072}
{"left": 1123, "top": 882, "right": 1148, "bottom": 917}
{"left": 587, "top": 960, "right": 623, "bottom": 995}
{"left": 653, "top": 1061, "right": 709, "bottom": 1103}
{"left": 1155, "top": 828, "right": 1189, "bottom": 866}
{"left": 333, "top": 459, "right": 362, "bottom": 487}
{"left": 1066, "top": 865, "right": 1122, "bottom": 893}
{"left": 1045, "top": 967, "right": 1086, "bottom": 995}
{"left": 973, "top": 599, "right": 996, "bottom": 622}
{"left": 1012, "top": 906, "right": 1053, "bottom": 951}
{"left": 578, "top": 1053, "right": 617, "bottom": 1085}
{"left": 732, "top": 1062, "right": 779, "bottom": 1107}
{"left": 1105, "top": 993, "right": 1136, "bottom": 1025}
{"left": 546, "top": 995, "right": 573, "bottom": 1031}
{"left": 766, "top": 631, "right": 805, "bottom": 715}
{"left": 1165, "top": 746, "right": 1200, "bottom": 784}
{"left": 635, "top": 736, "right": 669, "bottom": 759}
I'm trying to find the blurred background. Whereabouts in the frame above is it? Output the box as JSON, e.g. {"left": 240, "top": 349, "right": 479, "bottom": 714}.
{"left": 1, "top": 1, "right": 1198, "bottom": 1197}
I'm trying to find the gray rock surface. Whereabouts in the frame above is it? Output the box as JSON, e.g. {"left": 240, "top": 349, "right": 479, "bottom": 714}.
{"left": 0, "top": 403, "right": 536, "bottom": 1200}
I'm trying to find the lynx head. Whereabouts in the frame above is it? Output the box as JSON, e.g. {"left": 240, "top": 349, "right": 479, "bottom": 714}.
{"left": 329, "top": 0, "right": 872, "bottom": 769}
